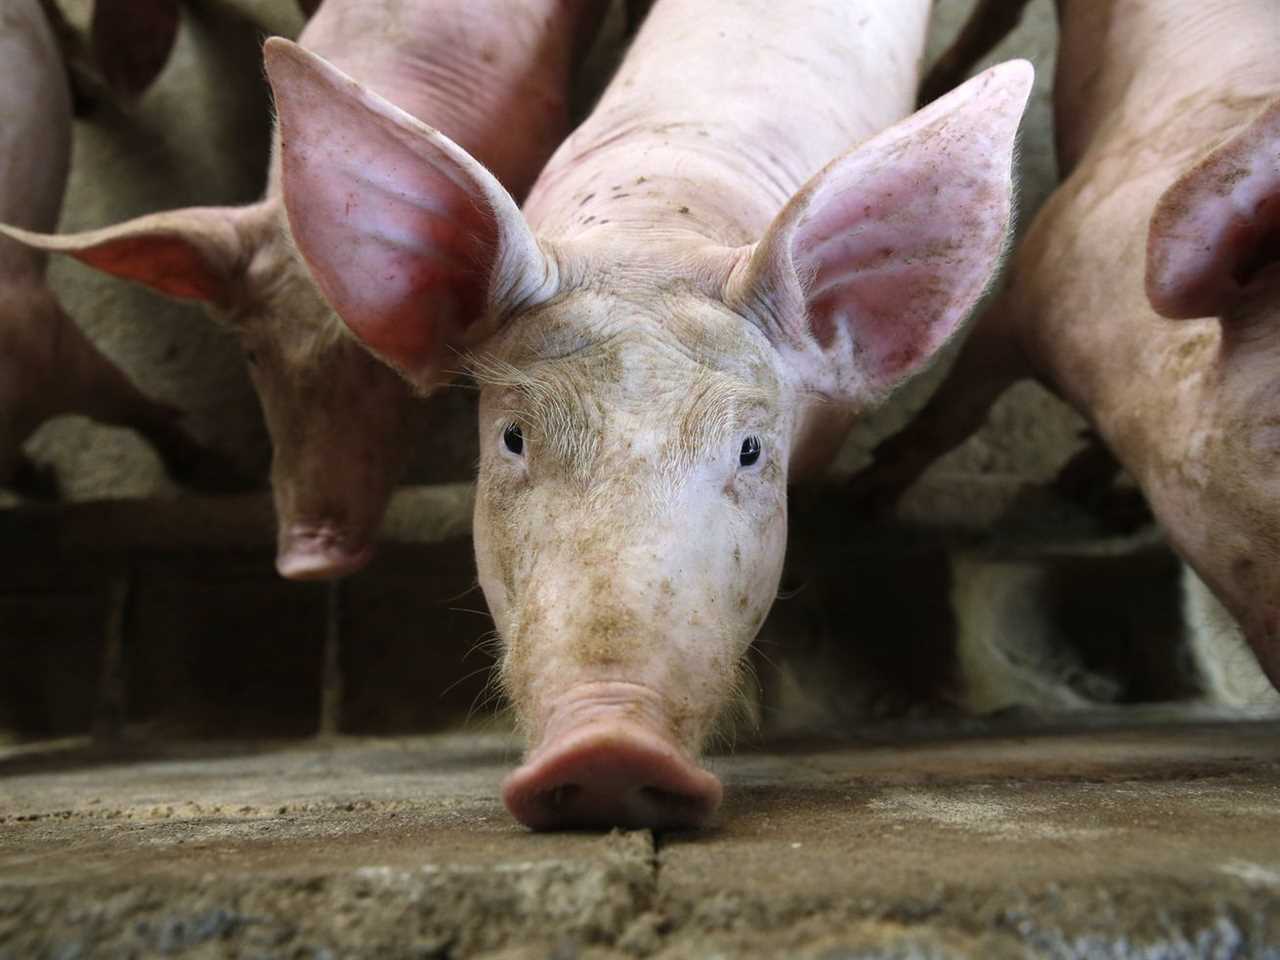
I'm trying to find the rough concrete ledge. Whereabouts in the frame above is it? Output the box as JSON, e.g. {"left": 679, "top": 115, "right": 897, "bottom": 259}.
{"left": 2, "top": 717, "right": 1279, "bottom": 958}
{"left": 0, "top": 474, "right": 1189, "bottom": 741}
{"left": 0, "top": 484, "right": 477, "bottom": 555}
{"left": 0, "top": 474, "right": 1154, "bottom": 559}
{"left": 3, "top": 864, "right": 1271, "bottom": 959}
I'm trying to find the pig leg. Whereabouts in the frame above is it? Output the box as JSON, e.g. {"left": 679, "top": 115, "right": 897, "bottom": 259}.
{"left": 90, "top": 0, "right": 181, "bottom": 99}
{"left": 920, "top": 0, "right": 1035, "bottom": 106}
{"left": 33, "top": 0, "right": 101, "bottom": 115}
{"left": 70, "top": 367, "right": 246, "bottom": 494}
{"left": 32, "top": 0, "right": 179, "bottom": 113}
{"left": 9, "top": 452, "right": 60, "bottom": 500}
{"left": 37, "top": 295, "right": 246, "bottom": 493}
{"left": 1048, "top": 434, "right": 1152, "bottom": 533}
{"left": 624, "top": 0, "right": 656, "bottom": 34}
{"left": 1182, "top": 566, "right": 1280, "bottom": 709}
{"left": 849, "top": 299, "right": 1027, "bottom": 511}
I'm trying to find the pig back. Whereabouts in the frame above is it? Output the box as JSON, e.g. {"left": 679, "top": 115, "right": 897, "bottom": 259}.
{"left": 526, "top": 0, "right": 930, "bottom": 241}
{"left": 0, "top": 0, "right": 71, "bottom": 279}
{"left": 293, "top": 0, "right": 595, "bottom": 200}
{"left": 1053, "top": 0, "right": 1280, "bottom": 174}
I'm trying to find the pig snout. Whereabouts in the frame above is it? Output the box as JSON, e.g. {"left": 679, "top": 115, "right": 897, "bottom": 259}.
{"left": 502, "top": 682, "right": 723, "bottom": 831}
{"left": 275, "top": 522, "right": 375, "bottom": 580}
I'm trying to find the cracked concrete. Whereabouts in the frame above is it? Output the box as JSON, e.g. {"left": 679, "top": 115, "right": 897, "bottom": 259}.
{"left": 3, "top": 715, "right": 1280, "bottom": 958}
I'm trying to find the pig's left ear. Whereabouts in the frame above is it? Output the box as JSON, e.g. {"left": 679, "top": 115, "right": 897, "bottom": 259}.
{"left": 1146, "top": 97, "right": 1280, "bottom": 320}
{"left": 726, "top": 60, "right": 1033, "bottom": 406}
{"left": 263, "top": 38, "right": 557, "bottom": 391}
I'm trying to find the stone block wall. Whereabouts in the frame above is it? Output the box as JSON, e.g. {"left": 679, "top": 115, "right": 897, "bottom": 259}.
{"left": 0, "top": 480, "right": 1201, "bottom": 742}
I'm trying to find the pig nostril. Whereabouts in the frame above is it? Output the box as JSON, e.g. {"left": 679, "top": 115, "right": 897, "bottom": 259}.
{"left": 503, "top": 718, "right": 723, "bottom": 830}
{"left": 531, "top": 781, "right": 704, "bottom": 826}
{"left": 546, "top": 783, "right": 582, "bottom": 810}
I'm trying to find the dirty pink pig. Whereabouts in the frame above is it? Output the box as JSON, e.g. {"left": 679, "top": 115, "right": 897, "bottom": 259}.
{"left": 264, "top": 0, "right": 1033, "bottom": 828}
{"left": 0, "top": 0, "right": 234, "bottom": 496}
{"left": 2, "top": 0, "right": 604, "bottom": 576}
{"left": 855, "top": 0, "right": 1280, "bottom": 692}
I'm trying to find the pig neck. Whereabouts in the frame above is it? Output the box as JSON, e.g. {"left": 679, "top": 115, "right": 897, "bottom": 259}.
{"left": 292, "top": 0, "right": 592, "bottom": 200}
{"left": 1018, "top": 0, "right": 1280, "bottom": 488}
{"left": 524, "top": 0, "right": 927, "bottom": 247}
{"left": 1054, "top": 0, "right": 1278, "bottom": 175}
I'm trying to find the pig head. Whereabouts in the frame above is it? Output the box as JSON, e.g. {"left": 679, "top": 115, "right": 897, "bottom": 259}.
{"left": 1144, "top": 96, "right": 1280, "bottom": 684}
{"left": 265, "top": 39, "right": 1031, "bottom": 827}
{"left": 1, "top": 203, "right": 417, "bottom": 578}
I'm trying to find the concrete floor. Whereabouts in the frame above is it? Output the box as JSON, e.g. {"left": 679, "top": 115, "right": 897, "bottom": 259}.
{"left": 3, "top": 714, "right": 1280, "bottom": 958}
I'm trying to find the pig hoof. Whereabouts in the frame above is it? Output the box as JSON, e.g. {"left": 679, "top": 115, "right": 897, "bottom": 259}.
{"left": 846, "top": 470, "right": 905, "bottom": 516}
{"left": 149, "top": 428, "right": 255, "bottom": 494}
{"left": 11, "top": 456, "right": 61, "bottom": 501}
{"left": 502, "top": 723, "right": 722, "bottom": 831}
{"left": 169, "top": 461, "right": 255, "bottom": 495}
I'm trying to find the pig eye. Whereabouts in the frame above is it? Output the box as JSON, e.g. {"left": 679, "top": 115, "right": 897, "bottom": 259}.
{"left": 503, "top": 423, "right": 525, "bottom": 456}
{"left": 244, "top": 349, "right": 258, "bottom": 367}
{"left": 739, "top": 436, "right": 762, "bottom": 467}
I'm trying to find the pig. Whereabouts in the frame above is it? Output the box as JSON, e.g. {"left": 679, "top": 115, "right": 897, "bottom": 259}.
{"left": 852, "top": 1, "right": 1280, "bottom": 691}
{"left": 0, "top": 0, "right": 234, "bottom": 497}
{"left": 1182, "top": 566, "right": 1280, "bottom": 709}
{"left": 1, "top": 0, "right": 606, "bottom": 577}
{"left": 263, "top": 0, "right": 1033, "bottom": 829}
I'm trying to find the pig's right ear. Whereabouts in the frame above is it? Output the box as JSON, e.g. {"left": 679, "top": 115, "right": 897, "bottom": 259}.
{"left": 0, "top": 208, "right": 245, "bottom": 308}
{"left": 1146, "top": 96, "right": 1280, "bottom": 320}
{"left": 263, "top": 38, "right": 557, "bottom": 391}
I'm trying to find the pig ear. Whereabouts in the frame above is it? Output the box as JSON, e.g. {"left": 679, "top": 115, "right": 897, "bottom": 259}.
{"left": 0, "top": 208, "right": 245, "bottom": 308}
{"left": 263, "top": 38, "right": 557, "bottom": 390}
{"left": 727, "top": 60, "right": 1033, "bottom": 406}
{"left": 1146, "top": 97, "right": 1280, "bottom": 320}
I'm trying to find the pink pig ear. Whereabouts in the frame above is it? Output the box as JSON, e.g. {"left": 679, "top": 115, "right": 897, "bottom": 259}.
{"left": 0, "top": 208, "right": 245, "bottom": 308}
{"left": 728, "top": 60, "right": 1033, "bottom": 406}
{"left": 263, "top": 38, "right": 557, "bottom": 391}
{"left": 1146, "top": 97, "right": 1280, "bottom": 320}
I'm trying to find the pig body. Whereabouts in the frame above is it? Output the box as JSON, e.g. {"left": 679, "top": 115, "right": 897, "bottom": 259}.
{"left": 267, "top": 0, "right": 1032, "bottom": 828}
{"left": 0, "top": 0, "right": 229, "bottom": 495}
{"left": 856, "top": 1, "right": 1280, "bottom": 687}
{"left": 2, "top": 0, "right": 603, "bottom": 576}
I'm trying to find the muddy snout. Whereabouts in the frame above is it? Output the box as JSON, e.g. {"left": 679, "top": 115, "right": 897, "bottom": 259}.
{"left": 502, "top": 683, "right": 722, "bottom": 831}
